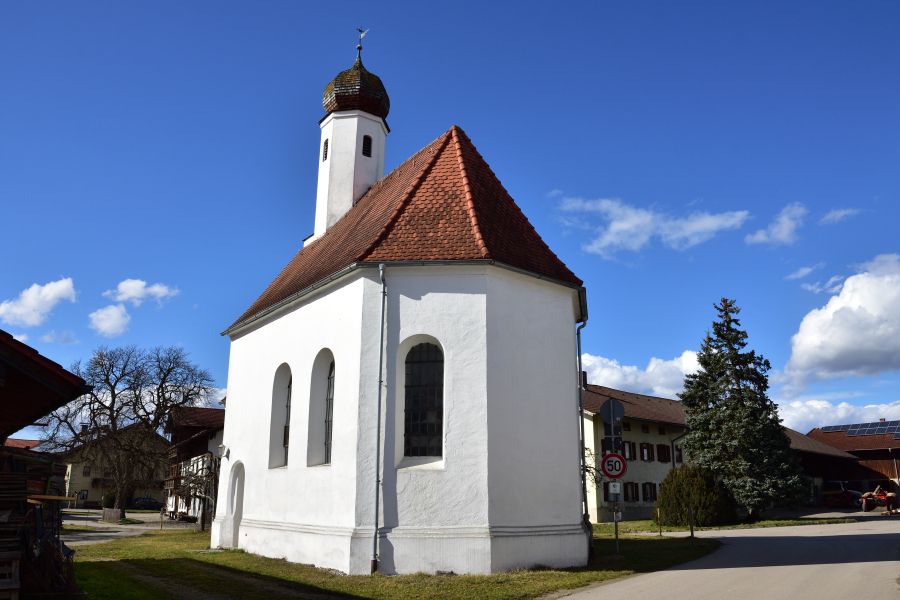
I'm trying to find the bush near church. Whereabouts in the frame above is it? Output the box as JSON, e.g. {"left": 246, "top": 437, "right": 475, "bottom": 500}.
{"left": 101, "top": 492, "right": 116, "bottom": 509}
{"left": 653, "top": 464, "right": 737, "bottom": 527}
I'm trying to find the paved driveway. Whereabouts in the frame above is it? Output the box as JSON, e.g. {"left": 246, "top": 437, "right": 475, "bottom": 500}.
{"left": 61, "top": 508, "right": 198, "bottom": 546}
{"left": 565, "top": 520, "right": 900, "bottom": 600}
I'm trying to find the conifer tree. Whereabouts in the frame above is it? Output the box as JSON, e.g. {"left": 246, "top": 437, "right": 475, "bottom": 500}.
{"left": 679, "top": 299, "right": 808, "bottom": 519}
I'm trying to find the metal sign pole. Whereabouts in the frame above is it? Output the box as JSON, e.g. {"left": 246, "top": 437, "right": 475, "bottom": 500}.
{"left": 614, "top": 500, "right": 619, "bottom": 556}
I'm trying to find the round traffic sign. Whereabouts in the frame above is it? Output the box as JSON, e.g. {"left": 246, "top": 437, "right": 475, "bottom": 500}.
{"left": 600, "top": 453, "right": 627, "bottom": 479}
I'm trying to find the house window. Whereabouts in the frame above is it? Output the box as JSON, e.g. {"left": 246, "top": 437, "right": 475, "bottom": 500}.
{"left": 624, "top": 482, "right": 639, "bottom": 502}
{"left": 623, "top": 441, "right": 636, "bottom": 461}
{"left": 642, "top": 482, "right": 658, "bottom": 502}
{"left": 658, "top": 426, "right": 666, "bottom": 435}
{"left": 283, "top": 376, "right": 292, "bottom": 465}
{"left": 82, "top": 466, "right": 91, "bottom": 477}
{"left": 622, "top": 422, "right": 631, "bottom": 432}
{"left": 404, "top": 343, "right": 444, "bottom": 457}
{"left": 640, "top": 443, "right": 655, "bottom": 462}
{"left": 657, "top": 444, "right": 671, "bottom": 463}
{"left": 641, "top": 424, "right": 649, "bottom": 434}
{"left": 79, "top": 490, "right": 88, "bottom": 500}
{"left": 324, "top": 361, "right": 335, "bottom": 464}
{"left": 322, "top": 139, "right": 329, "bottom": 161}
{"left": 362, "top": 135, "right": 372, "bottom": 157}
{"left": 675, "top": 445, "right": 683, "bottom": 463}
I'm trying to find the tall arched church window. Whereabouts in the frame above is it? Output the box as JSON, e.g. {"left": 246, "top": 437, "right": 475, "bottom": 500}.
{"left": 362, "top": 135, "right": 372, "bottom": 158}
{"left": 404, "top": 343, "right": 443, "bottom": 457}
{"left": 283, "top": 376, "right": 292, "bottom": 465}
{"left": 322, "top": 139, "right": 329, "bottom": 162}
{"left": 324, "top": 361, "right": 335, "bottom": 464}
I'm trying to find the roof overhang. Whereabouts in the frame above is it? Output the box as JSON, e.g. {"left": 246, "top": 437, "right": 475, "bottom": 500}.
{"left": 223, "top": 260, "right": 587, "bottom": 337}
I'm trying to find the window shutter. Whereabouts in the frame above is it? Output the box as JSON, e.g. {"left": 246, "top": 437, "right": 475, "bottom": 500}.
{"left": 603, "top": 481, "right": 610, "bottom": 502}
{"left": 362, "top": 135, "right": 372, "bottom": 157}
{"left": 648, "top": 444, "right": 655, "bottom": 462}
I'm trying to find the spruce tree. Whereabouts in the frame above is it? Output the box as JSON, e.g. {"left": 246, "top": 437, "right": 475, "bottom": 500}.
{"left": 679, "top": 298, "right": 808, "bottom": 519}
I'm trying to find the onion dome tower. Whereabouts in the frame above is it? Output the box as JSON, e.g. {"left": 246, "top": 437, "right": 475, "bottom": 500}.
{"left": 311, "top": 32, "right": 390, "bottom": 243}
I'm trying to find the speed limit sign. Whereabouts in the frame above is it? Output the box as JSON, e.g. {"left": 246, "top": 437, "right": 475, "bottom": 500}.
{"left": 600, "top": 453, "right": 627, "bottom": 479}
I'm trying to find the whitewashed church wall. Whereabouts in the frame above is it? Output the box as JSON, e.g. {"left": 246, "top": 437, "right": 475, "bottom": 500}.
{"left": 484, "top": 271, "right": 584, "bottom": 532}
{"left": 212, "top": 274, "right": 367, "bottom": 568}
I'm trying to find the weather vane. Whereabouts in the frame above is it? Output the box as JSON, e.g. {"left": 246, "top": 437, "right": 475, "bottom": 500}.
{"left": 356, "top": 27, "right": 369, "bottom": 60}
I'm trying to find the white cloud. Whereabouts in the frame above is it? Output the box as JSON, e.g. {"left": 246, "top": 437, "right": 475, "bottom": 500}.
{"left": 88, "top": 304, "right": 131, "bottom": 337}
{"left": 745, "top": 202, "right": 808, "bottom": 246}
{"left": 801, "top": 275, "right": 845, "bottom": 294}
{"left": 103, "top": 279, "right": 178, "bottom": 307}
{"left": 820, "top": 208, "right": 860, "bottom": 225}
{"left": 785, "top": 263, "right": 825, "bottom": 280}
{"left": 559, "top": 197, "right": 749, "bottom": 258}
{"left": 547, "top": 189, "right": 564, "bottom": 198}
{"left": 582, "top": 350, "right": 699, "bottom": 399}
{"left": 782, "top": 254, "right": 900, "bottom": 396}
{"left": 0, "top": 278, "right": 77, "bottom": 328}
{"left": 778, "top": 397, "right": 900, "bottom": 434}
{"left": 40, "top": 330, "right": 79, "bottom": 345}
{"left": 12, "top": 333, "right": 28, "bottom": 342}
{"left": 214, "top": 388, "right": 227, "bottom": 404}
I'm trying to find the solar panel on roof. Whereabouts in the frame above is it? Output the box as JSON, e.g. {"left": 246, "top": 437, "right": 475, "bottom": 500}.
{"left": 895, "top": 433, "right": 900, "bottom": 440}
{"left": 876, "top": 427, "right": 888, "bottom": 434}
{"left": 889, "top": 421, "right": 900, "bottom": 427}
{"left": 821, "top": 426, "right": 832, "bottom": 432}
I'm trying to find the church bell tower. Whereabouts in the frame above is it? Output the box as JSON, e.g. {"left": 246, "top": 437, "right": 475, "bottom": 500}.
{"left": 310, "top": 33, "right": 390, "bottom": 243}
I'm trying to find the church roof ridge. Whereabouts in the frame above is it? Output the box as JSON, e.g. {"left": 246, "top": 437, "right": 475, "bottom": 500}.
{"left": 225, "top": 126, "right": 581, "bottom": 335}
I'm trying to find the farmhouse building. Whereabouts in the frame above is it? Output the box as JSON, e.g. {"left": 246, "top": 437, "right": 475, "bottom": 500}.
{"left": 165, "top": 406, "right": 225, "bottom": 522}
{"left": 583, "top": 382, "right": 858, "bottom": 521}
{"left": 807, "top": 422, "right": 900, "bottom": 494}
{"left": 210, "top": 43, "right": 589, "bottom": 575}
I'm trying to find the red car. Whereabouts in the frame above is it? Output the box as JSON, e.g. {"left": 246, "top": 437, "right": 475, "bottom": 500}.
{"left": 822, "top": 482, "right": 862, "bottom": 508}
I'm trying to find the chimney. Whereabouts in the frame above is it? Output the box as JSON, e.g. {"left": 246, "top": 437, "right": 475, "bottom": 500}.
{"left": 880, "top": 418, "right": 886, "bottom": 422}
{"left": 582, "top": 371, "right": 588, "bottom": 388}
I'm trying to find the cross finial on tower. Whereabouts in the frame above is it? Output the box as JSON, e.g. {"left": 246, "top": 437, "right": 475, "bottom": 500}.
{"left": 356, "top": 27, "right": 369, "bottom": 61}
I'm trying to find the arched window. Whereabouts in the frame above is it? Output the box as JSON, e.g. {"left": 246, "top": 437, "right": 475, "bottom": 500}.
{"left": 283, "top": 376, "right": 292, "bottom": 465}
{"left": 324, "top": 362, "right": 335, "bottom": 463}
{"left": 404, "top": 343, "right": 443, "bottom": 457}
{"left": 362, "top": 135, "right": 372, "bottom": 158}
{"left": 269, "top": 364, "right": 291, "bottom": 468}
{"left": 322, "top": 139, "right": 329, "bottom": 162}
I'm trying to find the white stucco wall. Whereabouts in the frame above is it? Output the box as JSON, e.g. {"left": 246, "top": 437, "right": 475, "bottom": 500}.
{"left": 312, "top": 110, "right": 387, "bottom": 240}
{"left": 212, "top": 264, "right": 587, "bottom": 574}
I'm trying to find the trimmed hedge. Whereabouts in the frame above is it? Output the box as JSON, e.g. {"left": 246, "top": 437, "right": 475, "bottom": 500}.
{"left": 101, "top": 491, "right": 116, "bottom": 509}
{"left": 654, "top": 464, "right": 736, "bottom": 527}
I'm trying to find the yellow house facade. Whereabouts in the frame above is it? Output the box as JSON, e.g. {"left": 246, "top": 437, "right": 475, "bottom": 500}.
{"left": 582, "top": 384, "right": 688, "bottom": 522}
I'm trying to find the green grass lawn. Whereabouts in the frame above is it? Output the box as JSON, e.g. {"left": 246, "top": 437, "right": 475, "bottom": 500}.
{"left": 594, "top": 516, "right": 856, "bottom": 535}
{"left": 74, "top": 529, "right": 719, "bottom": 600}
{"left": 127, "top": 509, "right": 167, "bottom": 513}
{"left": 62, "top": 524, "right": 98, "bottom": 534}
{"left": 100, "top": 518, "right": 145, "bottom": 525}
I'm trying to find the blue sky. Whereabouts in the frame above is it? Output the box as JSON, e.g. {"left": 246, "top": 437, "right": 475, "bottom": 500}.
{"left": 3, "top": 1, "right": 899, "bottom": 436}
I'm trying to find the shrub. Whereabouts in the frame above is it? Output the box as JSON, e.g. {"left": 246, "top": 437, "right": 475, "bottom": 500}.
{"left": 101, "top": 492, "right": 116, "bottom": 508}
{"left": 654, "top": 464, "right": 736, "bottom": 527}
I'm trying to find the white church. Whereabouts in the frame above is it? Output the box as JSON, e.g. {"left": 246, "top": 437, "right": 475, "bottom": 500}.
{"left": 210, "top": 39, "right": 591, "bottom": 575}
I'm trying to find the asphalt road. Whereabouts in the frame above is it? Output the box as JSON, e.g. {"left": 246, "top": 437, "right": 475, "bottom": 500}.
{"left": 566, "top": 519, "right": 900, "bottom": 600}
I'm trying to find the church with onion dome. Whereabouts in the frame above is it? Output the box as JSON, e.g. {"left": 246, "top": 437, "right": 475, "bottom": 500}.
{"left": 210, "top": 33, "right": 590, "bottom": 575}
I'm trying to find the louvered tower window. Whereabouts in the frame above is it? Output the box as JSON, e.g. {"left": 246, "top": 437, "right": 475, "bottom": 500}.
{"left": 362, "top": 135, "right": 372, "bottom": 158}
{"left": 283, "top": 376, "right": 292, "bottom": 465}
{"left": 404, "top": 343, "right": 443, "bottom": 457}
{"left": 322, "top": 139, "right": 329, "bottom": 162}
{"left": 324, "top": 361, "right": 335, "bottom": 464}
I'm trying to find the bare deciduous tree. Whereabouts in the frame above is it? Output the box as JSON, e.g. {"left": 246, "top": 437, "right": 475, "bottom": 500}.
{"left": 42, "top": 345, "right": 216, "bottom": 519}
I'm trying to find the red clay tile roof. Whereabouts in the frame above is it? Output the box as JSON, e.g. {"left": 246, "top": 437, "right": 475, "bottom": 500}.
{"left": 3, "top": 439, "right": 42, "bottom": 450}
{"left": 806, "top": 428, "right": 900, "bottom": 452}
{"left": 584, "top": 384, "right": 855, "bottom": 459}
{"left": 169, "top": 407, "right": 226, "bottom": 430}
{"left": 782, "top": 428, "right": 857, "bottom": 459}
{"left": 227, "top": 126, "right": 581, "bottom": 333}
{"left": 584, "top": 384, "right": 687, "bottom": 427}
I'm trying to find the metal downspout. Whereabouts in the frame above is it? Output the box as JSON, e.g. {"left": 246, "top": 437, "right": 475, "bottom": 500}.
{"left": 576, "top": 318, "right": 591, "bottom": 554}
{"left": 371, "top": 264, "right": 387, "bottom": 574}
